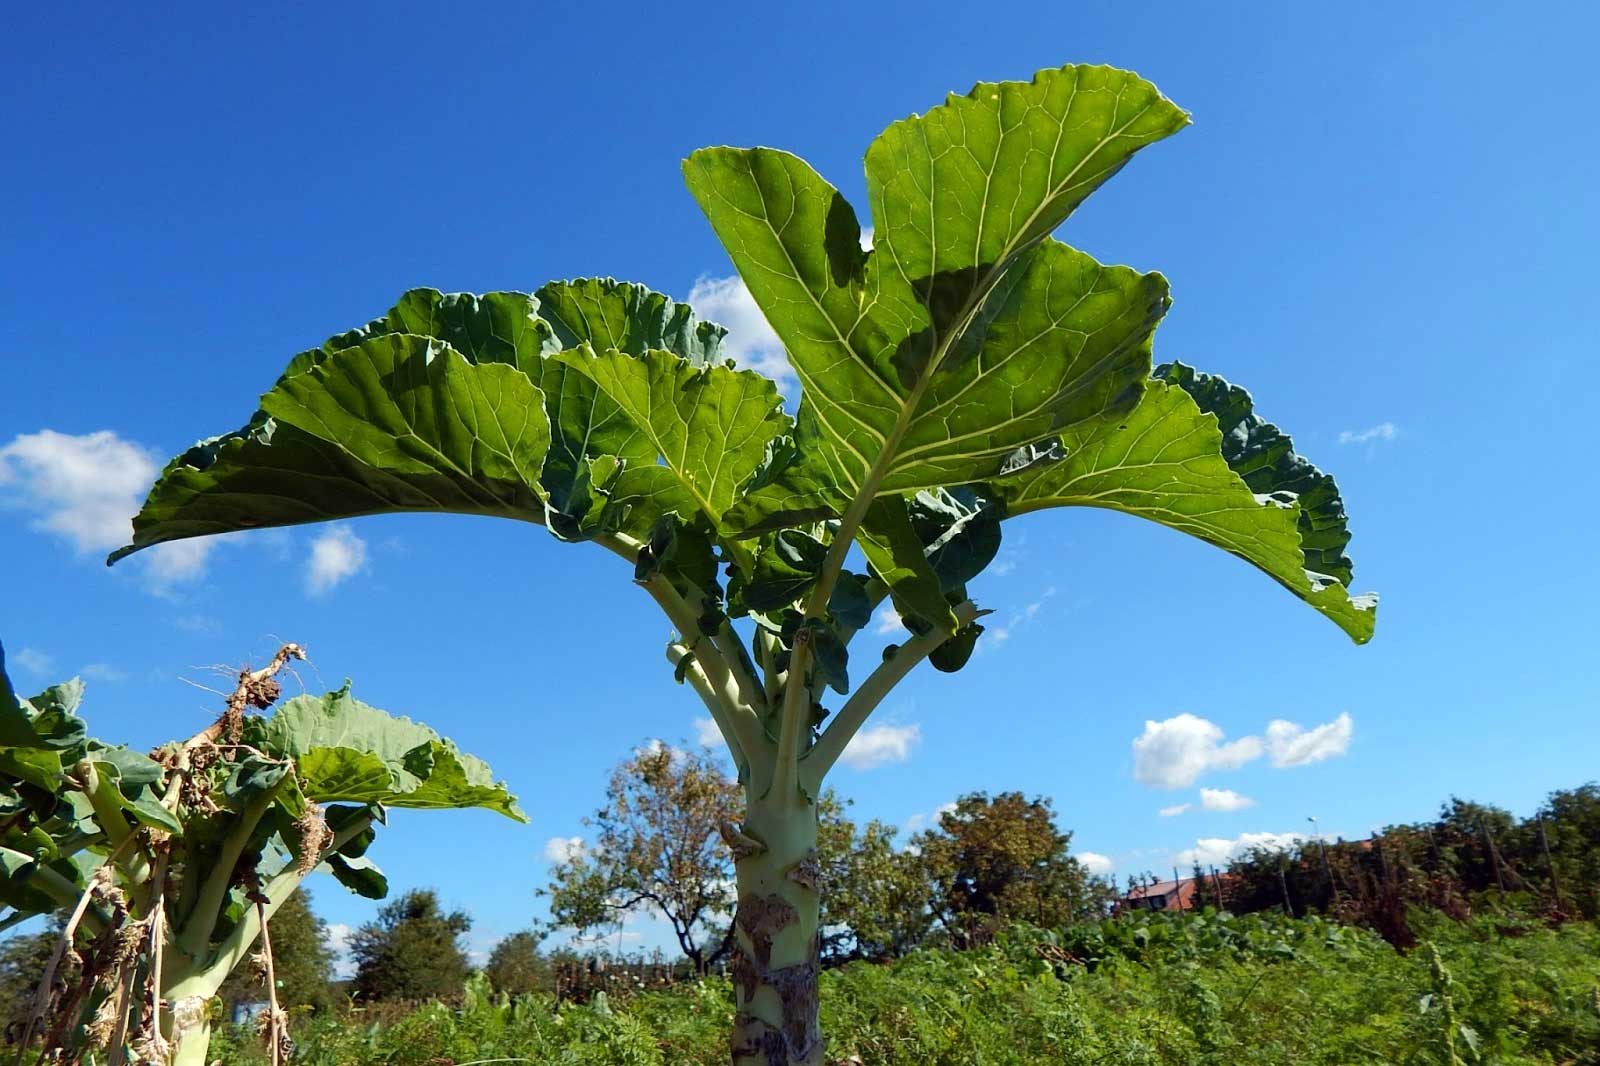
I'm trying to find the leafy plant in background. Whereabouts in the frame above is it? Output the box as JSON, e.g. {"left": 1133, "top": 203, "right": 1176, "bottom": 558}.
{"left": 0, "top": 642, "right": 521, "bottom": 1066}
{"left": 110, "top": 63, "right": 1376, "bottom": 1065}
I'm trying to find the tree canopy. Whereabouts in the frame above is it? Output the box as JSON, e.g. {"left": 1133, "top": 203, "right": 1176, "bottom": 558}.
{"left": 349, "top": 889, "right": 473, "bottom": 1003}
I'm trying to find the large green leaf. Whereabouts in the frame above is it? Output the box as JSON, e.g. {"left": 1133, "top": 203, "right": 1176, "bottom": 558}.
{"left": 688, "top": 63, "right": 1185, "bottom": 622}
{"left": 247, "top": 685, "right": 526, "bottom": 821}
{"left": 286, "top": 289, "right": 558, "bottom": 381}
{"left": 537, "top": 276, "right": 728, "bottom": 364}
{"left": 110, "top": 334, "right": 552, "bottom": 562}
{"left": 993, "top": 375, "right": 1377, "bottom": 642}
{"left": 531, "top": 279, "right": 766, "bottom": 541}
{"left": 551, "top": 347, "right": 788, "bottom": 535}
{"left": 1155, "top": 362, "right": 1356, "bottom": 586}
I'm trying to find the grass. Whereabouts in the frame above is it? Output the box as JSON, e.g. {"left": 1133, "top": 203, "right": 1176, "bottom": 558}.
{"left": 211, "top": 910, "right": 1600, "bottom": 1065}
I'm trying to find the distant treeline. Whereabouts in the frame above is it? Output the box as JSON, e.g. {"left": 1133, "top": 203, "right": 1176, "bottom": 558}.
{"left": 1181, "top": 784, "right": 1600, "bottom": 947}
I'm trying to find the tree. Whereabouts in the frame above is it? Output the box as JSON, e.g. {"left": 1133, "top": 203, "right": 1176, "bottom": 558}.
{"left": 217, "top": 890, "right": 335, "bottom": 1014}
{"left": 1536, "top": 784, "right": 1600, "bottom": 917}
{"left": 0, "top": 643, "right": 521, "bottom": 1066}
{"left": 110, "top": 62, "right": 1377, "bottom": 1065}
{"left": 483, "top": 930, "right": 549, "bottom": 996}
{"left": 816, "top": 798, "right": 931, "bottom": 964}
{"left": 349, "top": 889, "right": 472, "bottom": 1002}
{"left": 0, "top": 923, "right": 62, "bottom": 1038}
{"left": 542, "top": 743, "right": 742, "bottom": 974}
{"left": 915, "top": 792, "right": 1109, "bottom": 946}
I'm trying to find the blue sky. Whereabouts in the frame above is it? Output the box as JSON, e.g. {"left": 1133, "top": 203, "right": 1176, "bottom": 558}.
{"left": 3, "top": 3, "right": 1597, "bottom": 962}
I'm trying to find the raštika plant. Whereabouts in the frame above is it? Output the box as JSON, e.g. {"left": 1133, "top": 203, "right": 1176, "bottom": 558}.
{"left": 0, "top": 642, "right": 522, "bottom": 1065}
{"left": 110, "top": 64, "right": 1376, "bottom": 1065}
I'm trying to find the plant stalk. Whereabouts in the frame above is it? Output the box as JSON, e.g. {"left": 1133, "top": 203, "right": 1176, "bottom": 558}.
{"left": 729, "top": 789, "right": 823, "bottom": 1066}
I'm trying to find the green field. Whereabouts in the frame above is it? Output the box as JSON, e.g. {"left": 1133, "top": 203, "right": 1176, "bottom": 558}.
{"left": 208, "top": 910, "right": 1600, "bottom": 1066}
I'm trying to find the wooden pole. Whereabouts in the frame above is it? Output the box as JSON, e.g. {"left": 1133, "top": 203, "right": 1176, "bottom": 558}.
{"left": 1481, "top": 819, "right": 1508, "bottom": 894}
{"left": 1537, "top": 812, "right": 1567, "bottom": 910}
{"left": 1278, "top": 858, "right": 1294, "bottom": 917}
{"left": 1210, "top": 866, "right": 1227, "bottom": 913}
{"left": 1173, "top": 866, "right": 1184, "bottom": 912}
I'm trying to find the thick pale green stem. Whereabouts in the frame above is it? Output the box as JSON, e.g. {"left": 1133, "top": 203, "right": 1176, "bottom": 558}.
{"left": 800, "top": 600, "right": 979, "bottom": 793}
{"left": 729, "top": 789, "right": 822, "bottom": 1066}
{"left": 178, "top": 783, "right": 280, "bottom": 955}
{"left": 164, "top": 1004, "right": 212, "bottom": 1066}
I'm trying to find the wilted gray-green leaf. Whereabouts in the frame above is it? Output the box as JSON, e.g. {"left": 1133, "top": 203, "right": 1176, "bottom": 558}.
{"left": 1, "top": 646, "right": 87, "bottom": 754}
{"left": 249, "top": 686, "right": 526, "bottom": 821}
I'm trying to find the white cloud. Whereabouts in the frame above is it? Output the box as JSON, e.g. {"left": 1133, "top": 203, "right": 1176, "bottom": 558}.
{"left": 1338, "top": 422, "right": 1398, "bottom": 446}
{"left": 686, "top": 275, "right": 791, "bottom": 384}
{"left": 1077, "top": 851, "right": 1115, "bottom": 876}
{"left": 633, "top": 737, "right": 691, "bottom": 764}
{"left": 543, "top": 836, "right": 585, "bottom": 864}
{"left": 326, "top": 922, "right": 356, "bottom": 979}
{"left": 687, "top": 228, "right": 871, "bottom": 391}
{"left": 1158, "top": 803, "right": 1193, "bottom": 818}
{"left": 0, "top": 429, "right": 222, "bottom": 589}
{"left": 872, "top": 605, "right": 905, "bottom": 636}
{"left": 1174, "top": 830, "right": 1304, "bottom": 868}
{"left": 306, "top": 526, "right": 368, "bottom": 596}
{"left": 691, "top": 717, "right": 723, "bottom": 747}
{"left": 80, "top": 663, "right": 128, "bottom": 683}
{"left": 145, "top": 539, "right": 215, "bottom": 585}
{"left": 1131, "top": 714, "right": 1264, "bottom": 790}
{"left": 904, "top": 801, "right": 958, "bottom": 835}
{"left": 1200, "top": 788, "right": 1256, "bottom": 812}
{"left": 12, "top": 647, "right": 54, "bottom": 675}
{"left": 1265, "top": 712, "right": 1353, "bottom": 768}
{"left": 840, "top": 723, "right": 921, "bottom": 770}
{"left": 0, "top": 430, "right": 157, "bottom": 551}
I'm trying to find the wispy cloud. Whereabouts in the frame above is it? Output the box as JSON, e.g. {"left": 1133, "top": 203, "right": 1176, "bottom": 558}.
{"left": 1200, "top": 788, "right": 1256, "bottom": 812}
{"left": 306, "top": 526, "right": 368, "bottom": 596}
{"left": 1158, "top": 803, "right": 1193, "bottom": 817}
{"left": 11, "top": 647, "right": 54, "bottom": 676}
{"left": 1265, "top": 712, "right": 1353, "bottom": 767}
{"left": 1338, "top": 422, "right": 1398, "bottom": 446}
{"left": 80, "top": 663, "right": 128, "bottom": 683}
{"left": 840, "top": 723, "right": 921, "bottom": 770}
{"left": 0, "top": 429, "right": 220, "bottom": 590}
{"left": 984, "top": 586, "right": 1055, "bottom": 650}
{"left": 168, "top": 613, "right": 221, "bottom": 636}
{"left": 1174, "top": 830, "right": 1306, "bottom": 868}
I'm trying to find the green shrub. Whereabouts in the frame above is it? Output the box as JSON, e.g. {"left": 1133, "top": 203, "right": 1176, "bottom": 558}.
{"left": 210, "top": 913, "right": 1600, "bottom": 1066}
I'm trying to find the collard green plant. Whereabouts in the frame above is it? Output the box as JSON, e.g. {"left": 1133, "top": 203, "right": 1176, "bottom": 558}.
{"left": 0, "top": 641, "right": 521, "bottom": 1066}
{"left": 110, "top": 63, "right": 1376, "bottom": 1065}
